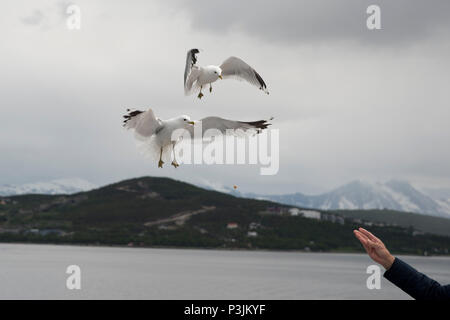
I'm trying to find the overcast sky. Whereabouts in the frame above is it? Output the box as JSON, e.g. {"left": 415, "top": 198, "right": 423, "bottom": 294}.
{"left": 1, "top": 0, "right": 450, "bottom": 194}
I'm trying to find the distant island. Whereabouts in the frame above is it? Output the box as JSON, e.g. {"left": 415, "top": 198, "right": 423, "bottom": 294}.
{"left": 0, "top": 177, "right": 449, "bottom": 256}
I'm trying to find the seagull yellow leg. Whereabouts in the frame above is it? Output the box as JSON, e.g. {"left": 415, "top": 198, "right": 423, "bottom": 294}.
{"left": 171, "top": 142, "right": 179, "bottom": 168}
{"left": 198, "top": 86, "right": 204, "bottom": 99}
{"left": 158, "top": 147, "right": 164, "bottom": 168}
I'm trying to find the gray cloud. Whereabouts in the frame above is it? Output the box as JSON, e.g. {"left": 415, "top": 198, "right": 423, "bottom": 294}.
{"left": 21, "top": 9, "right": 45, "bottom": 25}
{"left": 1, "top": 0, "right": 450, "bottom": 195}
{"left": 170, "top": 0, "right": 450, "bottom": 45}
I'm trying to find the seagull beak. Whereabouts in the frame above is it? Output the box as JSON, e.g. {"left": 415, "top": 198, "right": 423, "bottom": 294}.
{"left": 188, "top": 121, "right": 195, "bottom": 125}
{"left": 218, "top": 75, "right": 223, "bottom": 79}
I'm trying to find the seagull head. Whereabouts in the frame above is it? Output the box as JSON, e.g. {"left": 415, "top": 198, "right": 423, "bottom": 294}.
{"left": 212, "top": 66, "right": 223, "bottom": 79}
{"left": 179, "top": 115, "right": 195, "bottom": 126}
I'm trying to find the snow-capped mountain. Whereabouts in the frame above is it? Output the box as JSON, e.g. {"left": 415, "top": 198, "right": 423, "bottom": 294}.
{"left": 205, "top": 180, "right": 450, "bottom": 219}
{"left": 0, "top": 178, "right": 98, "bottom": 196}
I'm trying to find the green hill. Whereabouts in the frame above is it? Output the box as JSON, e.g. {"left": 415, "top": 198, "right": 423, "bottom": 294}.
{"left": 329, "top": 209, "right": 450, "bottom": 237}
{"left": 0, "top": 176, "right": 449, "bottom": 255}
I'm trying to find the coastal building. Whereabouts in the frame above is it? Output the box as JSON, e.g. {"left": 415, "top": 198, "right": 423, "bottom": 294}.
{"left": 289, "top": 208, "right": 301, "bottom": 216}
{"left": 226, "top": 222, "right": 238, "bottom": 229}
{"left": 249, "top": 222, "right": 261, "bottom": 230}
{"left": 300, "top": 210, "right": 321, "bottom": 220}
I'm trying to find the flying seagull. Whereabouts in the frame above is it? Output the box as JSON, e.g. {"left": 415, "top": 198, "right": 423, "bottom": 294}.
{"left": 184, "top": 49, "right": 269, "bottom": 99}
{"left": 123, "top": 108, "right": 271, "bottom": 168}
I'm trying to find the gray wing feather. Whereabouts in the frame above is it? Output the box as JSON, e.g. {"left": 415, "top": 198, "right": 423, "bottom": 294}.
{"left": 220, "top": 56, "right": 269, "bottom": 94}
{"left": 123, "top": 108, "right": 163, "bottom": 139}
{"left": 187, "top": 117, "right": 271, "bottom": 138}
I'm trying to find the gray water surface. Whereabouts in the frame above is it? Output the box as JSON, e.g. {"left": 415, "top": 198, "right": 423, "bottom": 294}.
{"left": 1, "top": 244, "right": 449, "bottom": 299}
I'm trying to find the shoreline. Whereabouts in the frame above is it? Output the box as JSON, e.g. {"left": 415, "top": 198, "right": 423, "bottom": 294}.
{"left": 1, "top": 241, "right": 448, "bottom": 258}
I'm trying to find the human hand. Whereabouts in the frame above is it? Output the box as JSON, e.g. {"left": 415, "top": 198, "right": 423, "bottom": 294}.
{"left": 353, "top": 227, "right": 395, "bottom": 270}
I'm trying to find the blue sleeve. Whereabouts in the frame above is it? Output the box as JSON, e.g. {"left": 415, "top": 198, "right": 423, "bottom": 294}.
{"left": 383, "top": 257, "right": 450, "bottom": 300}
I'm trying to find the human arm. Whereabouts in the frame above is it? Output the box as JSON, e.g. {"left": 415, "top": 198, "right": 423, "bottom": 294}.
{"left": 354, "top": 227, "right": 450, "bottom": 300}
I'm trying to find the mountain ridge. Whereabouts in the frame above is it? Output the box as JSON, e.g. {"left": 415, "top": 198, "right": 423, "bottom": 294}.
{"left": 1, "top": 176, "right": 449, "bottom": 254}
{"left": 205, "top": 179, "right": 450, "bottom": 219}
{"left": 3, "top": 177, "right": 450, "bottom": 219}
{"left": 0, "top": 178, "right": 97, "bottom": 196}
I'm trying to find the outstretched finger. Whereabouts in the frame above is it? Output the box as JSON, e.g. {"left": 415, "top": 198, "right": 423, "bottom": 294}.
{"left": 354, "top": 231, "right": 371, "bottom": 251}
{"left": 361, "top": 227, "right": 380, "bottom": 240}
{"left": 354, "top": 229, "right": 369, "bottom": 241}
{"left": 359, "top": 228, "right": 380, "bottom": 243}
{"left": 355, "top": 231, "right": 378, "bottom": 249}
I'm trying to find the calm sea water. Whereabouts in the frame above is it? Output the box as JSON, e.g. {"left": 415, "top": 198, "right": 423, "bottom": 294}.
{"left": 0, "top": 243, "right": 449, "bottom": 299}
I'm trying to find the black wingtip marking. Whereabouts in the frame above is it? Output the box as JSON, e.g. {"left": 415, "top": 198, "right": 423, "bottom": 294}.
{"left": 189, "top": 48, "right": 200, "bottom": 66}
{"left": 240, "top": 119, "right": 272, "bottom": 131}
{"left": 254, "top": 70, "right": 267, "bottom": 91}
{"left": 185, "top": 49, "right": 201, "bottom": 86}
{"left": 122, "top": 109, "right": 144, "bottom": 127}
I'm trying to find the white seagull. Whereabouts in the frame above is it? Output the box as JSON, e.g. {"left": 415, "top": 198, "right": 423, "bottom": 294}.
{"left": 123, "top": 108, "right": 271, "bottom": 168}
{"left": 184, "top": 49, "right": 269, "bottom": 99}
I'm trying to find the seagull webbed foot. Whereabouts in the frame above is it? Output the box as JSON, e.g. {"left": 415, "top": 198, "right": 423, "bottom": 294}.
{"left": 171, "top": 161, "right": 179, "bottom": 168}
{"left": 158, "top": 160, "right": 164, "bottom": 168}
{"left": 198, "top": 92, "right": 204, "bottom": 99}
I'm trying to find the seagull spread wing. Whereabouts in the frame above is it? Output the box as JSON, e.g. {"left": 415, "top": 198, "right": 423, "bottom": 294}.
{"left": 187, "top": 116, "right": 271, "bottom": 138}
{"left": 184, "top": 48, "right": 201, "bottom": 95}
{"left": 123, "top": 108, "right": 163, "bottom": 139}
{"left": 220, "top": 56, "right": 269, "bottom": 94}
